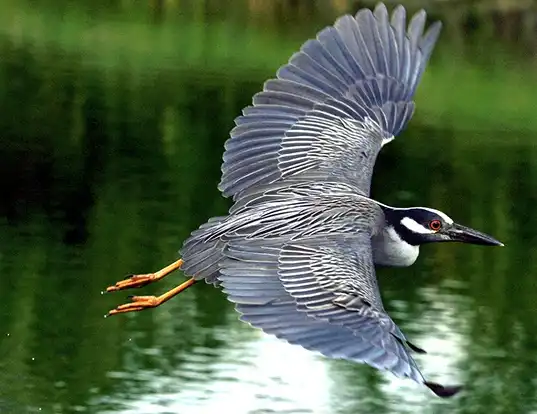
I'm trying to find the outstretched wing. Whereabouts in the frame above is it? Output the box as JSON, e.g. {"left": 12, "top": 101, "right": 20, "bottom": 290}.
{"left": 219, "top": 235, "right": 460, "bottom": 396}
{"left": 219, "top": 4, "right": 441, "bottom": 199}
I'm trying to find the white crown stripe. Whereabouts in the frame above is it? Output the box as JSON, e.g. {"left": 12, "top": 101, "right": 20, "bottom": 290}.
{"left": 419, "top": 207, "right": 454, "bottom": 224}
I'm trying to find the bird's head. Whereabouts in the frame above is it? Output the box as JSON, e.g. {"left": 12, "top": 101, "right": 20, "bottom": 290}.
{"left": 386, "top": 207, "right": 503, "bottom": 247}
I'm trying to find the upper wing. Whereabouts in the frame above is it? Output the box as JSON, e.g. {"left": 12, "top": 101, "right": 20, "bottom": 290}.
{"left": 219, "top": 236, "right": 460, "bottom": 396}
{"left": 219, "top": 4, "right": 441, "bottom": 199}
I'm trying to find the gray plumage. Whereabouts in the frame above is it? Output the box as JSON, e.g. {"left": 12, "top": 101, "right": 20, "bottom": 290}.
{"left": 182, "top": 179, "right": 443, "bottom": 392}
{"left": 183, "top": 181, "right": 426, "bottom": 382}
{"left": 179, "top": 3, "right": 474, "bottom": 398}
{"left": 219, "top": 3, "right": 441, "bottom": 199}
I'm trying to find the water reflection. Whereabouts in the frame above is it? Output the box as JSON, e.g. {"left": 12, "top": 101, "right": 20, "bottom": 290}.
{"left": 91, "top": 284, "right": 470, "bottom": 414}
{"left": 1, "top": 1, "right": 537, "bottom": 413}
{"left": 100, "top": 330, "right": 333, "bottom": 413}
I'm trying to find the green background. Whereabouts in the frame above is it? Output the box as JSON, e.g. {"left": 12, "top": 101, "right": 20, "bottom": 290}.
{"left": 0, "top": 1, "right": 536, "bottom": 413}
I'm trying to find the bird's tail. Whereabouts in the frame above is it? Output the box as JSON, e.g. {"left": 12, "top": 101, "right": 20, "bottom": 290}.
{"left": 180, "top": 216, "right": 227, "bottom": 286}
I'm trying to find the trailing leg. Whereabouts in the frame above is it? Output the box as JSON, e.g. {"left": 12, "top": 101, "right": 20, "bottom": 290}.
{"left": 106, "top": 277, "right": 197, "bottom": 316}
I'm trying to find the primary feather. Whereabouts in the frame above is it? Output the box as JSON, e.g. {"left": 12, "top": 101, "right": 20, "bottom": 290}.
{"left": 219, "top": 3, "right": 441, "bottom": 199}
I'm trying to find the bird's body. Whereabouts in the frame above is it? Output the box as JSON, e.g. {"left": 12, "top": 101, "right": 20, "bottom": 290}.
{"left": 106, "top": 3, "right": 503, "bottom": 398}
{"left": 181, "top": 179, "right": 419, "bottom": 282}
{"left": 181, "top": 179, "right": 383, "bottom": 282}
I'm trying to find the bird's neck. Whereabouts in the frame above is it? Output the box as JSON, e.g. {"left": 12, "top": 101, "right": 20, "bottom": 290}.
{"left": 376, "top": 204, "right": 424, "bottom": 246}
{"left": 372, "top": 225, "right": 420, "bottom": 267}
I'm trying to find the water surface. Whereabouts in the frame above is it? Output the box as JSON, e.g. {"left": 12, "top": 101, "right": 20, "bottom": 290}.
{"left": 1, "top": 1, "right": 537, "bottom": 413}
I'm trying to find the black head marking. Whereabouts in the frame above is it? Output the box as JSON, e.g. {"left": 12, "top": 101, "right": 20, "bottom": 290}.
{"left": 380, "top": 207, "right": 453, "bottom": 246}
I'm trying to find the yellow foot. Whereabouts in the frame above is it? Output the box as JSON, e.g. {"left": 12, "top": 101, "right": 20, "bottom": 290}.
{"left": 106, "top": 278, "right": 196, "bottom": 317}
{"left": 106, "top": 274, "right": 158, "bottom": 292}
{"left": 104, "top": 259, "right": 184, "bottom": 292}
{"left": 107, "top": 295, "right": 160, "bottom": 316}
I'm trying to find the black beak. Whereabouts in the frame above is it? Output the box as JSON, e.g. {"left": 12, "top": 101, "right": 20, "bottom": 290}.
{"left": 445, "top": 223, "right": 504, "bottom": 246}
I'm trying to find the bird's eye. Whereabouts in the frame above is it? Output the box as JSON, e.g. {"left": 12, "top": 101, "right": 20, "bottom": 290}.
{"left": 429, "top": 219, "right": 442, "bottom": 231}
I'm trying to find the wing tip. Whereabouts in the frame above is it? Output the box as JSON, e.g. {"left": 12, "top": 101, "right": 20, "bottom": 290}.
{"left": 425, "top": 381, "right": 463, "bottom": 398}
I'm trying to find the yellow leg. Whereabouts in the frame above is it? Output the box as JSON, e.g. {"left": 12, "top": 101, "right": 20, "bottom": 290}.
{"left": 106, "top": 277, "right": 196, "bottom": 316}
{"left": 105, "top": 259, "right": 184, "bottom": 292}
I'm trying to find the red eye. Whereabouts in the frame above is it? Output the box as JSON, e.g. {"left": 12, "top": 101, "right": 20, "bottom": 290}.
{"left": 429, "top": 219, "right": 442, "bottom": 231}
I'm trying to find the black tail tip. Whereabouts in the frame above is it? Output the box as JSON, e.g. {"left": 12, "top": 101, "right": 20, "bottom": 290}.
{"left": 425, "top": 381, "right": 463, "bottom": 398}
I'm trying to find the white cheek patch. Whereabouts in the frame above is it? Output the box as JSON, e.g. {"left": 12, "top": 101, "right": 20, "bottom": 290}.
{"left": 400, "top": 217, "right": 435, "bottom": 234}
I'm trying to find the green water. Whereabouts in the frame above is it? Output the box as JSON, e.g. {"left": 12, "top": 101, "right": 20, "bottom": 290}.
{"left": 1, "top": 1, "right": 537, "bottom": 413}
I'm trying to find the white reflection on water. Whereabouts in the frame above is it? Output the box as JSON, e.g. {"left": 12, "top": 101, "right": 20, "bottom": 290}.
{"left": 98, "top": 282, "right": 467, "bottom": 414}
{"left": 179, "top": 334, "right": 332, "bottom": 414}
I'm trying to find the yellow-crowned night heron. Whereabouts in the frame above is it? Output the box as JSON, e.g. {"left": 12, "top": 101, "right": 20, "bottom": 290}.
{"left": 105, "top": 3, "right": 502, "bottom": 398}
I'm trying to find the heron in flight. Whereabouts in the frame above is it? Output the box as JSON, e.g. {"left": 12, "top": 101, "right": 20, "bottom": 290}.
{"left": 105, "top": 3, "right": 502, "bottom": 397}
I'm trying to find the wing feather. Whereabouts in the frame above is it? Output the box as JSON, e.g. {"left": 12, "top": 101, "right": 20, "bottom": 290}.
{"left": 218, "top": 240, "right": 425, "bottom": 382}
{"left": 219, "top": 4, "right": 441, "bottom": 199}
